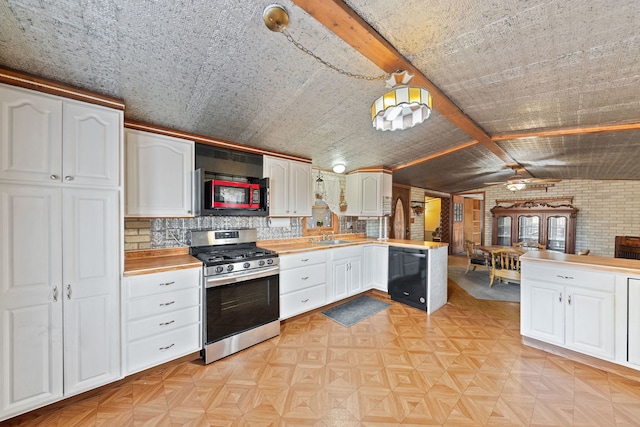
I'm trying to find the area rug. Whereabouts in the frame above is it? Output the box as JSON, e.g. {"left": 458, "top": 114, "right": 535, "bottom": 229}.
{"left": 321, "top": 295, "right": 390, "bottom": 327}
{"left": 448, "top": 266, "right": 520, "bottom": 303}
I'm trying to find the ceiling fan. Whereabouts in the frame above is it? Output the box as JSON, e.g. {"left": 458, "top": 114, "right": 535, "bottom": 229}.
{"left": 485, "top": 167, "right": 560, "bottom": 192}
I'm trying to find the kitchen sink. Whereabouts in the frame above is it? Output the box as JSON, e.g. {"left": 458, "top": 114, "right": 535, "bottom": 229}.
{"left": 312, "top": 239, "right": 352, "bottom": 245}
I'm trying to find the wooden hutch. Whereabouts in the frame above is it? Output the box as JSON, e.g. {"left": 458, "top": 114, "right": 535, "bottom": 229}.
{"left": 490, "top": 199, "right": 578, "bottom": 254}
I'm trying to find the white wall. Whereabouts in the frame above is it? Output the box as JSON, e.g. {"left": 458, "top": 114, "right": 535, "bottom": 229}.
{"left": 482, "top": 179, "right": 640, "bottom": 257}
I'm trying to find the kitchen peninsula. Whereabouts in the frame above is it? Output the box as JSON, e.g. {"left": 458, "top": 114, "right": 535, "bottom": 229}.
{"left": 258, "top": 235, "right": 449, "bottom": 319}
{"left": 521, "top": 250, "right": 640, "bottom": 378}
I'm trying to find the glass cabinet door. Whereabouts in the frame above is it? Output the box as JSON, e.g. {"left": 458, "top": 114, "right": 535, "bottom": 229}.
{"left": 547, "top": 216, "right": 567, "bottom": 252}
{"left": 518, "top": 215, "right": 540, "bottom": 242}
{"left": 496, "top": 216, "right": 512, "bottom": 246}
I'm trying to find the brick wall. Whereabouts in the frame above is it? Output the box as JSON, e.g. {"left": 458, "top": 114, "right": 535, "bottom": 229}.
{"left": 124, "top": 219, "right": 151, "bottom": 251}
{"left": 483, "top": 179, "right": 640, "bottom": 257}
{"left": 409, "top": 187, "right": 426, "bottom": 240}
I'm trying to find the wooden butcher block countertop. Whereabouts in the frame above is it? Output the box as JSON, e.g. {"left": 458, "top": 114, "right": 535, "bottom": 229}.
{"left": 257, "top": 234, "right": 448, "bottom": 255}
{"left": 124, "top": 247, "right": 202, "bottom": 277}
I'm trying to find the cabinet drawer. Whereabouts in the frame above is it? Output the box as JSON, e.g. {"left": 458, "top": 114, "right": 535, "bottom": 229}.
{"left": 280, "top": 284, "right": 326, "bottom": 319}
{"left": 126, "top": 325, "right": 200, "bottom": 375}
{"left": 280, "top": 251, "right": 326, "bottom": 269}
{"left": 127, "top": 306, "right": 200, "bottom": 342}
{"left": 280, "top": 264, "right": 326, "bottom": 293}
{"left": 125, "top": 267, "right": 200, "bottom": 299}
{"left": 524, "top": 264, "right": 614, "bottom": 291}
{"left": 127, "top": 287, "right": 200, "bottom": 320}
{"left": 331, "top": 245, "right": 362, "bottom": 260}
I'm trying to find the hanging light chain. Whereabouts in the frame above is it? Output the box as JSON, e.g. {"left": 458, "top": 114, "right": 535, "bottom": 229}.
{"left": 280, "top": 28, "right": 386, "bottom": 81}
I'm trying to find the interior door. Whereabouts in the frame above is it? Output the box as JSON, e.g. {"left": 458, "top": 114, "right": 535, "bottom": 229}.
{"left": 391, "top": 185, "right": 410, "bottom": 239}
{"left": 451, "top": 195, "right": 464, "bottom": 253}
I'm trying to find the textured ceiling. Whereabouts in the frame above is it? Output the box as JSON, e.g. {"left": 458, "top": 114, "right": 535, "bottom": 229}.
{"left": 1, "top": 0, "right": 639, "bottom": 193}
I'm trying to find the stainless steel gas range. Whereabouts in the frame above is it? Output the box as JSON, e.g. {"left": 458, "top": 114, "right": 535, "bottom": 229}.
{"left": 190, "top": 229, "right": 280, "bottom": 364}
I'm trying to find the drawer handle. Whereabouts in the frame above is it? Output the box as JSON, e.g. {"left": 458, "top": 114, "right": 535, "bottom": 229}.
{"left": 301, "top": 276, "right": 309, "bottom": 280}
{"left": 159, "top": 343, "right": 175, "bottom": 351}
{"left": 556, "top": 275, "right": 574, "bottom": 280}
{"left": 159, "top": 281, "right": 175, "bottom": 287}
{"left": 159, "top": 320, "right": 175, "bottom": 326}
{"left": 159, "top": 301, "right": 175, "bottom": 307}
{"left": 300, "top": 258, "right": 309, "bottom": 262}
{"left": 301, "top": 298, "right": 309, "bottom": 303}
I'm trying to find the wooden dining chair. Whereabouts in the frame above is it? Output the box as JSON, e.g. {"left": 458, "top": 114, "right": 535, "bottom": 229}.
{"left": 490, "top": 249, "right": 522, "bottom": 287}
{"left": 465, "top": 240, "right": 490, "bottom": 273}
{"left": 514, "top": 240, "right": 545, "bottom": 250}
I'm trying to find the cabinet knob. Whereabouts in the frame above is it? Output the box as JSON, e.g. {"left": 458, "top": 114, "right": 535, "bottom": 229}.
{"left": 50, "top": 175, "right": 59, "bottom": 180}
{"left": 64, "top": 176, "right": 74, "bottom": 181}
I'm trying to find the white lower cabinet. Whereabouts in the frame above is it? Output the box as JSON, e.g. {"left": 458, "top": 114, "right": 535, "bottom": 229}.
{"left": 521, "top": 263, "right": 615, "bottom": 360}
{"left": 363, "top": 245, "right": 388, "bottom": 292}
{"left": 122, "top": 268, "right": 201, "bottom": 375}
{"left": 0, "top": 185, "right": 120, "bottom": 422}
{"left": 330, "top": 246, "right": 363, "bottom": 302}
{"left": 627, "top": 278, "right": 640, "bottom": 366}
{"left": 279, "top": 251, "right": 327, "bottom": 319}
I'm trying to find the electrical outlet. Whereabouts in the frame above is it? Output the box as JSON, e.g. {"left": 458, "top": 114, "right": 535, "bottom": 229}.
{"left": 166, "top": 228, "right": 178, "bottom": 239}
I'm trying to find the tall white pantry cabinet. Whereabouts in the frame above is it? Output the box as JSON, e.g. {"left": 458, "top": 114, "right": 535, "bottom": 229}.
{"left": 0, "top": 83, "right": 122, "bottom": 421}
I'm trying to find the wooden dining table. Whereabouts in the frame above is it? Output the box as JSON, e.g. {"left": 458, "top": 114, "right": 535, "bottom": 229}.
{"left": 478, "top": 245, "right": 525, "bottom": 254}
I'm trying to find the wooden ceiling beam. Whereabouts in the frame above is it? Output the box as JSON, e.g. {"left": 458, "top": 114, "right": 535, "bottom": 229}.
{"left": 492, "top": 122, "right": 640, "bottom": 141}
{"left": 289, "top": 0, "right": 519, "bottom": 168}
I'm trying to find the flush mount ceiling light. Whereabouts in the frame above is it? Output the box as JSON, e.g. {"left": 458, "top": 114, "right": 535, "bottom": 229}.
{"left": 372, "top": 71, "right": 432, "bottom": 131}
{"left": 332, "top": 163, "right": 346, "bottom": 174}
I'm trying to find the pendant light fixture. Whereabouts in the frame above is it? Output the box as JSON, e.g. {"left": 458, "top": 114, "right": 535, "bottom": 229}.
{"left": 371, "top": 71, "right": 432, "bottom": 131}
{"left": 263, "top": 5, "right": 432, "bottom": 132}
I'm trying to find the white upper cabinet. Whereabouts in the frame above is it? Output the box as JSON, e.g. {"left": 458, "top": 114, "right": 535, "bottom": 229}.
{"left": 0, "top": 84, "right": 120, "bottom": 187}
{"left": 345, "top": 171, "right": 392, "bottom": 217}
{"left": 125, "top": 129, "right": 194, "bottom": 217}
{"left": 263, "top": 155, "right": 312, "bottom": 217}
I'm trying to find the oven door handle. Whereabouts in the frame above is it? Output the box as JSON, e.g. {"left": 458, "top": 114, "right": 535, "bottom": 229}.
{"left": 205, "top": 266, "right": 279, "bottom": 288}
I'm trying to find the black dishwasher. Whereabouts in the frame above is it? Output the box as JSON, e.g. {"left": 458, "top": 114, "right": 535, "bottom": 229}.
{"left": 388, "top": 246, "right": 428, "bottom": 310}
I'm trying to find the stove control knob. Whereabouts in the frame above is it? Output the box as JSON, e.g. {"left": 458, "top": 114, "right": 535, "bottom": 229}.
{"left": 258, "top": 260, "right": 265, "bottom": 266}
{"left": 215, "top": 266, "right": 224, "bottom": 273}
{"left": 267, "top": 259, "right": 274, "bottom": 265}
{"left": 243, "top": 262, "right": 251, "bottom": 269}
{"left": 227, "top": 265, "right": 234, "bottom": 272}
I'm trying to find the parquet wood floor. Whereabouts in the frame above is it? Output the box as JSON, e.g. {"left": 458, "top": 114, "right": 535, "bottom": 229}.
{"left": 5, "top": 256, "right": 640, "bottom": 426}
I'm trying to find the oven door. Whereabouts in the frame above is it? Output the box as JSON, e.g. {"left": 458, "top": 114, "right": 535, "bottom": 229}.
{"left": 204, "top": 267, "right": 279, "bottom": 345}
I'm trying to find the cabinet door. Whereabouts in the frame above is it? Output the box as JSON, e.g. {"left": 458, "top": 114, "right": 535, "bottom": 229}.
{"left": 289, "top": 161, "right": 312, "bottom": 216}
{"left": 496, "top": 216, "right": 512, "bottom": 246}
{"left": 332, "top": 258, "right": 350, "bottom": 301}
{"left": 125, "top": 130, "right": 194, "bottom": 216}
{"left": 521, "top": 280, "right": 564, "bottom": 345}
{"left": 364, "top": 245, "right": 389, "bottom": 291}
{"left": 63, "top": 102, "right": 120, "bottom": 187}
{"left": 360, "top": 173, "right": 382, "bottom": 216}
{"left": 0, "top": 85, "right": 63, "bottom": 183}
{"left": 0, "top": 185, "right": 63, "bottom": 418}
{"left": 263, "top": 156, "right": 289, "bottom": 216}
{"left": 62, "top": 189, "right": 120, "bottom": 395}
{"left": 348, "top": 257, "right": 363, "bottom": 296}
{"left": 565, "top": 285, "right": 614, "bottom": 360}
{"left": 629, "top": 278, "right": 640, "bottom": 366}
